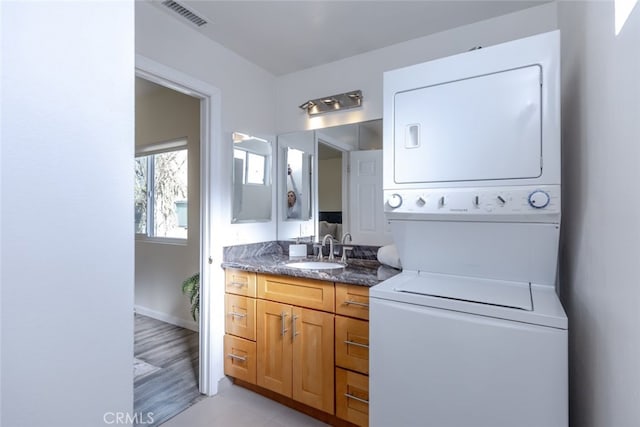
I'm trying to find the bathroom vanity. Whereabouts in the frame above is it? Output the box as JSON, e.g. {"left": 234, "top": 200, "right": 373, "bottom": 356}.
{"left": 222, "top": 243, "right": 397, "bottom": 427}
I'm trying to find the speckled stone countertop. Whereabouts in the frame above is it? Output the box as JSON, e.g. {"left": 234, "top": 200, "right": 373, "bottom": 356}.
{"left": 222, "top": 241, "right": 400, "bottom": 287}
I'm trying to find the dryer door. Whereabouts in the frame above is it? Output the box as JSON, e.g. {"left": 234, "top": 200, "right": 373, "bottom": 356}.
{"left": 393, "top": 65, "right": 542, "bottom": 184}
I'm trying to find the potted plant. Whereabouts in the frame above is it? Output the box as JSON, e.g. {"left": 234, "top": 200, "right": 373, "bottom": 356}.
{"left": 181, "top": 272, "right": 200, "bottom": 321}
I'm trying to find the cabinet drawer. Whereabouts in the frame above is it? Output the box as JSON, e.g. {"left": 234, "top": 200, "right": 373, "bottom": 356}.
{"left": 225, "top": 294, "right": 256, "bottom": 341}
{"left": 335, "top": 316, "right": 369, "bottom": 374}
{"left": 225, "top": 269, "right": 257, "bottom": 297}
{"left": 224, "top": 334, "right": 256, "bottom": 384}
{"left": 336, "top": 284, "right": 369, "bottom": 320}
{"left": 258, "top": 274, "right": 334, "bottom": 312}
{"left": 336, "top": 367, "right": 369, "bottom": 427}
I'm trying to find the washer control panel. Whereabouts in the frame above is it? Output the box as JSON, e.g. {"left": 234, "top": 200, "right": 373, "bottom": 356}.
{"left": 384, "top": 185, "right": 560, "bottom": 220}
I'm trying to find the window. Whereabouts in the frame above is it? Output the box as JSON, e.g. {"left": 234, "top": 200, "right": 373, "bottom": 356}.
{"left": 234, "top": 148, "right": 267, "bottom": 185}
{"left": 135, "top": 140, "right": 188, "bottom": 240}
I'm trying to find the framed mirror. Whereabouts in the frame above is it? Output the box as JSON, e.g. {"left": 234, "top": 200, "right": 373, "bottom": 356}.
{"left": 231, "top": 132, "right": 273, "bottom": 223}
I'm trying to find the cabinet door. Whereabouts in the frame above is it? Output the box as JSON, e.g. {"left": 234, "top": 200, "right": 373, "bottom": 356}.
{"left": 225, "top": 269, "right": 257, "bottom": 297}
{"left": 224, "top": 334, "right": 256, "bottom": 384}
{"left": 336, "top": 367, "right": 369, "bottom": 427}
{"left": 258, "top": 274, "right": 334, "bottom": 312}
{"left": 292, "top": 307, "right": 334, "bottom": 413}
{"left": 336, "top": 284, "right": 369, "bottom": 320}
{"left": 335, "top": 316, "right": 369, "bottom": 374}
{"left": 225, "top": 294, "right": 256, "bottom": 340}
{"left": 257, "top": 299, "right": 292, "bottom": 397}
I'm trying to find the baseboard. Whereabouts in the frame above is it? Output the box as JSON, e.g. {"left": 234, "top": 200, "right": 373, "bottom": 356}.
{"left": 134, "top": 305, "right": 199, "bottom": 332}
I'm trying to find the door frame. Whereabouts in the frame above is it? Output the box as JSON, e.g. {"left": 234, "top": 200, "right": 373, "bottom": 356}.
{"left": 135, "top": 54, "right": 223, "bottom": 396}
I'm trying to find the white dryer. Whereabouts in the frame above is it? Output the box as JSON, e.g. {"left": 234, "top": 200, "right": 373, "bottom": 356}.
{"left": 370, "top": 30, "right": 568, "bottom": 427}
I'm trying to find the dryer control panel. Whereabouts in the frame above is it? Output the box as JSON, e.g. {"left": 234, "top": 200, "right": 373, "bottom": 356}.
{"left": 384, "top": 185, "right": 560, "bottom": 223}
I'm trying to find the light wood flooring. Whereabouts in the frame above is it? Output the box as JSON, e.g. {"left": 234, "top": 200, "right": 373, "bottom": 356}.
{"left": 134, "top": 314, "right": 204, "bottom": 427}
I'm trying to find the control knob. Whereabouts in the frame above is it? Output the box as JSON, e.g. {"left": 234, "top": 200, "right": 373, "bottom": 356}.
{"left": 528, "top": 190, "right": 550, "bottom": 209}
{"left": 388, "top": 193, "right": 403, "bottom": 209}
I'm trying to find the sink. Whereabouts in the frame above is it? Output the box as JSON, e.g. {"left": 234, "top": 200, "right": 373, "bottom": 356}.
{"left": 285, "top": 261, "right": 346, "bottom": 271}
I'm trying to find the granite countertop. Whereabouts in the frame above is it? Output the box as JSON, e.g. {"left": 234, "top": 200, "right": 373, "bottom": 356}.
{"left": 222, "top": 241, "right": 400, "bottom": 287}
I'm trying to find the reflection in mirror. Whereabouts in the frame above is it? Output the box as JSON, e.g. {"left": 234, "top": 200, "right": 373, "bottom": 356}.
{"left": 276, "top": 119, "right": 391, "bottom": 245}
{"left": 316, "top": 119, "right": 391, "bottom": 246}
{"left": 285, "top": 147, "right": 312, "bottom": 221}
{"left": 231, "top": 132, "right": 272, "bottom": 223}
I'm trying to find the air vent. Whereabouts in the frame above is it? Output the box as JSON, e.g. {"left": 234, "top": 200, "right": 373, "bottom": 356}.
{"left": 161, "top": 0, "right": 208, "bottom": 27}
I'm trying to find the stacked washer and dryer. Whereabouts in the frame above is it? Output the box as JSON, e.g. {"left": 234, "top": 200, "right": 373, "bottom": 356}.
{"left": 370, "top": 31, "right": 568, "bottom": 427}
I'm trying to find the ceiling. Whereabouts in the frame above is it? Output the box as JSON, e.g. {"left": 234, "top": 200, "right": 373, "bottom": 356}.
{"left": 148, "top": 0, "right": 549, "bottom": 76}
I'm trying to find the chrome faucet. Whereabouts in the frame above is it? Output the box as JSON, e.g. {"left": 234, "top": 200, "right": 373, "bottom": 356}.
{"left": 321, "top": 234, "right": 335, "bottom": 261}
{"left": 340, "top": 233, "right": 353, "bottom": 263}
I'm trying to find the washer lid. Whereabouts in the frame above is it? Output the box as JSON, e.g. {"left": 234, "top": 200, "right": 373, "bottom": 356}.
{"left": 395, "top": 271, "right": 532, "bottom": 311}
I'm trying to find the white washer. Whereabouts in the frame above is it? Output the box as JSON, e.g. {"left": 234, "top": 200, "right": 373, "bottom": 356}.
{"left": 370, "top": 271, "right": 568, "bottom": 427}
{"left": 371, "top": 30, "right": 568, "bottom": 427}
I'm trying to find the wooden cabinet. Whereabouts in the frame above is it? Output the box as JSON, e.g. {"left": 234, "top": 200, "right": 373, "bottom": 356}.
{"left": 224, "top": 334, "right": 256, "bottom": 384}
{"left": 225, "top": 293, "right": 256, "bottom": 341}
{"left": 336, "top": 367, "right": 369, "bottom": 427}
{"left": 225, "top": 268, "right": 257, "bottom": 297}
{"left": 258, "top": 274, "right": 334, "bottom": 312}
{"left": 335, "top": 284, "right": 370, "bottom": 426}
{"left": 224, "top": 269, "right": 258, "bottom": 385}
{"left": 224, "top": 270, "right": 371, "bottom": 425}
{"left": 335, "top": 316, "right": 369, "bottom": 375}
{"left": 336, "top": 283, "right": 370, "bottom": 320}
{"left": 256, "top": 277, "right": 335, "bottom": 414}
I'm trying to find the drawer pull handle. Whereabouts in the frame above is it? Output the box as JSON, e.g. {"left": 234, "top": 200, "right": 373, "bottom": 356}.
{"left": 227, "top": 353, "right": 247, "bottom": 362}
{"left": 344, "top": 340, "right": 369, "bottom": 349}
{"left": 229, "top": 281, "right": 246, "bottom": 287}
{"left": 344, "top": 393, "right": 369, "bottom": 405}
{"left": 229, "top": 311, "right": 246, "bottom": 319}
{"left": 281, "top": 312, "right": 288, "bottom": 337}
{"left": 345, "top": 299, "right": 369, "bottom": 308}
{"left": 292, "top": 314, "right": 299, "bottom": 340}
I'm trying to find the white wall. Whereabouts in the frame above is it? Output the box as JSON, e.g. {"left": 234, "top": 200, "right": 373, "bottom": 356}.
{"left": 135, "top": 85, "right": 201, "bottom": 329}
{"left": 275, "top": 2, "right": 558, "bottom": 134}
{"left": 1, "top": 2, "right": 134, "bottom": 426}
{"left": 558, "top": 2, "right": 640, "bottom": 426}
{"left": 136, "top": 1, "right": 278, "bottom": 246}
{"left": 319, "top": 158, "right": 342, "bottom": 211}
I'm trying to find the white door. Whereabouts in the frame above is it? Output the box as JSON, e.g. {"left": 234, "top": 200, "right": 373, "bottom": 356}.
{"left": 349, "top": 150, "right": 392, "bottom": 245}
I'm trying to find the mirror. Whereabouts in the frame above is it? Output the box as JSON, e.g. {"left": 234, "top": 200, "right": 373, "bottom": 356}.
{"left": 231, "top": 132, "right": 273, "bottom": 223}
{"left": 285, "top": 147, "right": 312, "bottom": 220}
{"left": 277, "top": 119, "right": 393, "bottom": 246}
{"left": 277, "top": 130, "right": 316, "bottom": 240}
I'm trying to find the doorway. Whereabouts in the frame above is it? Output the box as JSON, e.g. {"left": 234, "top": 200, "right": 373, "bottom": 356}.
{"left": 133, "top": 75, "right": 202, "bottom": 425}
{"left": 134, "top": 54, "right": 225, "bottom": 418}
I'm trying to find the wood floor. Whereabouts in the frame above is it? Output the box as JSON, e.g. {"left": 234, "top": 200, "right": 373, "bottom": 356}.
{"left": 134, "top": 314, "right": 204, "bottom": 427}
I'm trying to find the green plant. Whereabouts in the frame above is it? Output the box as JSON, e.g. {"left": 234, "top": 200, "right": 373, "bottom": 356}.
{"left": 181, "top": 272, "right": 200, "bottom": 321}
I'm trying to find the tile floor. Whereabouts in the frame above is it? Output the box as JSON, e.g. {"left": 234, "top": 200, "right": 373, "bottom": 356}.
{"left": 161, "top": 381, "right": 329, "bottom": 427}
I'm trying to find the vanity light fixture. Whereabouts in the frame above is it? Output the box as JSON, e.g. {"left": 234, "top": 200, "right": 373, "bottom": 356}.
{"left": 299, "top": 90, "right": 362, "bottom": 116}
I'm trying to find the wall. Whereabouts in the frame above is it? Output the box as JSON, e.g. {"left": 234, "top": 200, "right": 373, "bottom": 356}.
{"left": 135, "top": 84, "right": 201, "bottom": 329}
{"left": 275, "top": 2, "right": 558, "bottom": 134}
{"left": 558, "top": 2, "right": 640, "bottom": 426}
{"left": 1, "top": 2, "right": 134, "bottom": 426}
{"left": 318, "top": 158, "right": 342, "bottom": 211}
{"left": 136, "top": 1, "right": 278, "bottom": 246}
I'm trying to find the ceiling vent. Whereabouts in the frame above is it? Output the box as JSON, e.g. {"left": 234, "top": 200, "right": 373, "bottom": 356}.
{"left": 161, "top": 0, "right": 208, "bottom": 27}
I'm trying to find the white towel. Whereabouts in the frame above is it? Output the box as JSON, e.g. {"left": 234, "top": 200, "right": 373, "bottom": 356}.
{"left": 377, "top": 244, "right": 402, "bottom": 269}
